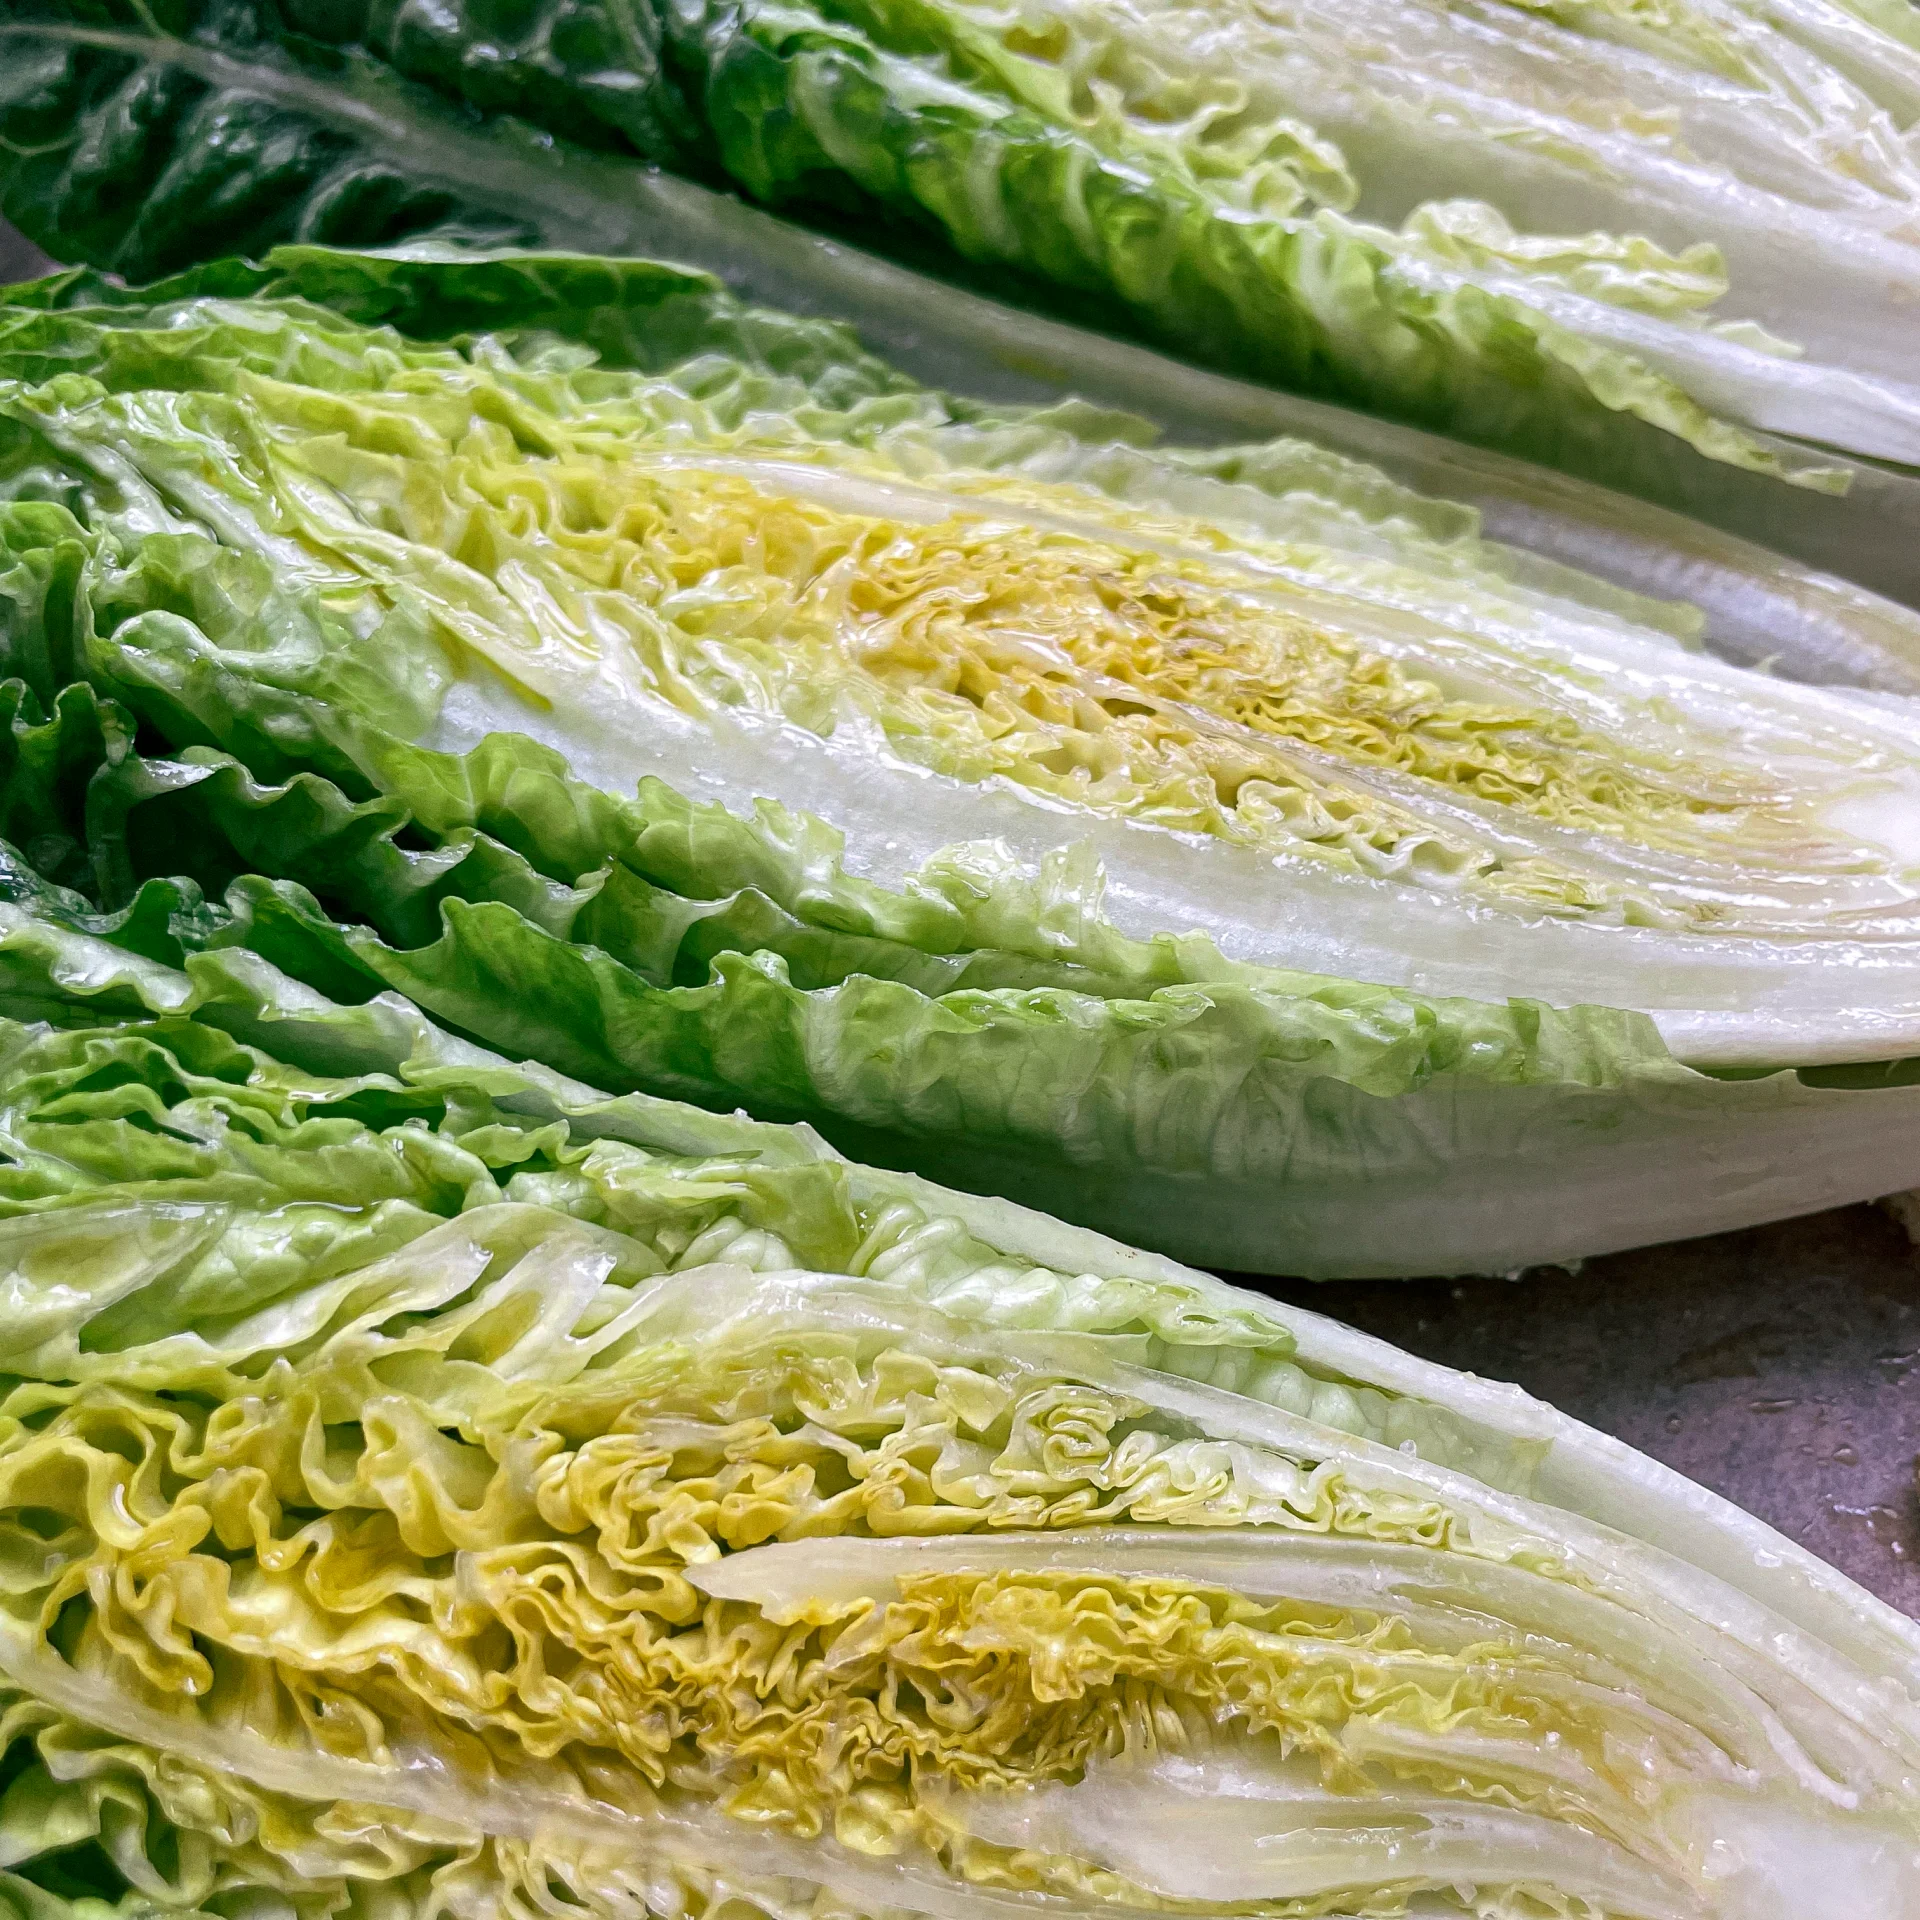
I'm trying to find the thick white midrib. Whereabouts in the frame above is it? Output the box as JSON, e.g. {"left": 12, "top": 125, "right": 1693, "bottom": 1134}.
{"left": 617, "top": 450, "right": 1920, "bottom": 914}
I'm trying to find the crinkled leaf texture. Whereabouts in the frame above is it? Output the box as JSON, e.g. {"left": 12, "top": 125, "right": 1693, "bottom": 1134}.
{"left": 12, "top": 2, "right": 1920, "bottom": 607}
{"left": 3, "top": 247, "right": 1920, "bottom": 1276}
{"left": 0, "top": 895, "right": 1913, "bottom": 1918}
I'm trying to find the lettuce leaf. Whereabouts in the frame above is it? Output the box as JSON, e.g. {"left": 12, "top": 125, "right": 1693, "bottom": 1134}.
{"left": 12, "top": 3, "right": 1920, "bottom": 608}
{"left": 4, "top": 246, "right": 1920, "bottom": 1276}
{"left": 0, "top": 892, "right": 1913, "bottom": 1916}
{"left": 1, "top": 576, "right": 1918, "bottom": 1282}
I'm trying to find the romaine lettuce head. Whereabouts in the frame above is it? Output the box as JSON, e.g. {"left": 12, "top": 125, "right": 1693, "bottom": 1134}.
{"left": 11, "top": 11, "right": 1920, "bottom": 606}
{"left": 4, "top": 245, "right": 1920, "bottom": 1277}
{"left": 660, "top": 0, "right": 1920, "bottom": 477}
{"left": 0, "top": 898, "right": 1914, "bottom": 1918}
{"left": 11, "top": 0, "right": 1920, "bottom": 543}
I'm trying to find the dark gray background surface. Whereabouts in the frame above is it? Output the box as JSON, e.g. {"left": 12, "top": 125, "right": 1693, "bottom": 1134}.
{"left": 4, "top": 216, "right": 1915, "bottom": 1616}
{"left": 2, "top": 224, "right": 52, "bottom": 286}
{"left": 1256, "top": 1203, "right": 1920, "bottom": 1616}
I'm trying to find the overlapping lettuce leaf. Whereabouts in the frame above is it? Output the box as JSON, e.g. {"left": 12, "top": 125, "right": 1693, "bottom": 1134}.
{"left": 0, "top": 892, "right": 1914, "bottom": 1917}
{"left": 8, "top": 246, "right": 1920, "bottom": 1036}
{"left": 657, "top": 0, "right": 1920, "bottom": 470}
{"left": 3, "top": 245, "right": 1920, "bottom": 1277}
{"left": 16, "top": 0, "right": 1920, "bottom": 606}
{"left": 0, "top": 573, "right": 1915, "bottom": 1284}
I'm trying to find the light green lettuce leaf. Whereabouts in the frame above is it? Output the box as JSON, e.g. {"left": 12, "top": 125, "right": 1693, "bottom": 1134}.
{"left": 0, "top": 634, "right": 1917, "bottom": 1282}
{"left": 7, "top": 247, "right": 1920, "bottom": 1280}
{"left": 0, "top": 898, "right": 1913, "bottom": 1916}
{"left": 13, "top": 10, "right": 1920, "bottom": 610}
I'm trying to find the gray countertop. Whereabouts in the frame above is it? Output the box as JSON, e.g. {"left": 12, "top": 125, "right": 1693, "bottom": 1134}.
{"left": 1257, "top": 1203, "right": 1920, "bottom": 1615}
{"left": 3, "top": 215, "right": 1914, "bottom": 1618}
{"left": 1, "top": 224, "right": 52, "bottom": 286}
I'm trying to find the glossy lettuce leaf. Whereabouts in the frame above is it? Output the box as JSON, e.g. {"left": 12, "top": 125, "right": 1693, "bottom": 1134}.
{"left": 6, "top": 258, "right": 1919, "bottom": 1057}
{"left": 5, "top": 581, "right": 1920, "bottom": 1283}
{"left": 15, "top": 4, "right": 1920, "bottom": 611}
{"left": 6, "top": 247, "right": 1920, "bottom": 1281}
{"left": 0, "top": 901, "right": 1914, "bottom": 1917}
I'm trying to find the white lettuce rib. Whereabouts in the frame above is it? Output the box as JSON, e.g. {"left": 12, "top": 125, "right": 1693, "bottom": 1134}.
{"left": 433, "top": 668, "right": 1920, "bottom": 1068}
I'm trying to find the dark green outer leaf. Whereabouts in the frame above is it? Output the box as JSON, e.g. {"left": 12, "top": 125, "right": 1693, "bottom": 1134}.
{"left": 10, "top": 3, "right": 1920, "bottom": 620}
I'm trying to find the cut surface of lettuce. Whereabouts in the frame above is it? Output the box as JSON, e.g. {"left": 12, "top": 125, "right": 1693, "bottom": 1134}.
{"left": 658, "top": 0, "right": 1920, "bottom": 472}
{"left": 4, "top": 244, "right": 1920, "bottom": 1276}
{"left": 0, "top": 899, "right": 1914, "bottom": 1919}
{"left": 4, "top": 669, "right": 1919, "bottom": 1280}
{"left": 14, "top": 3, "right": 1920, "bottom": 610}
